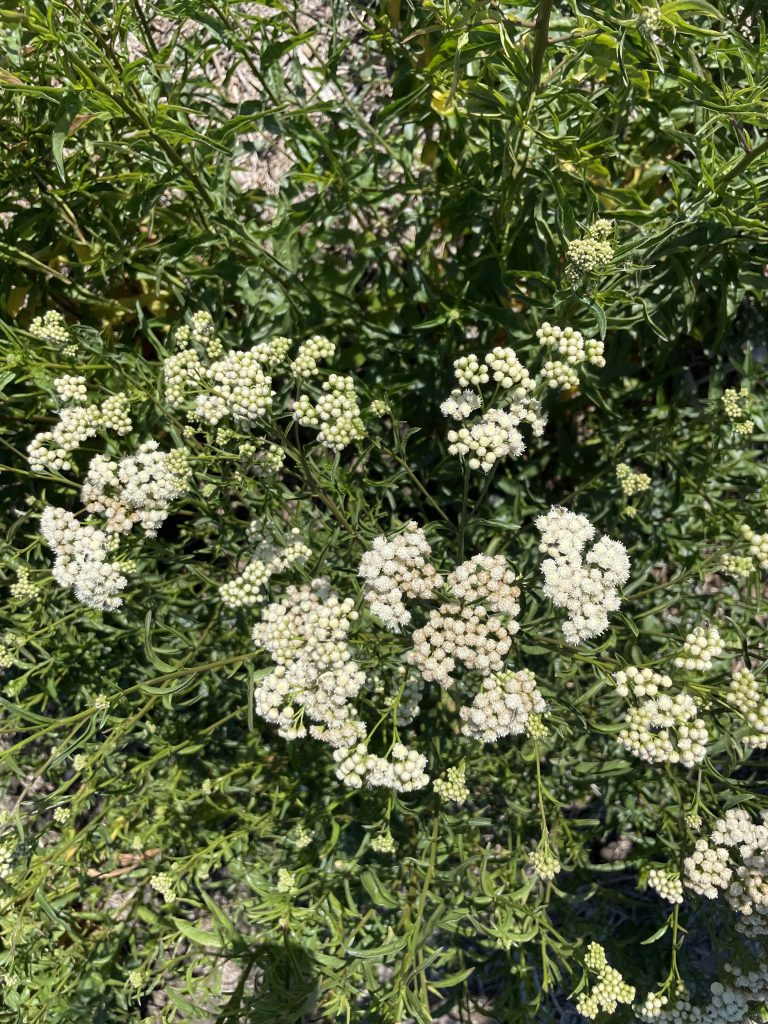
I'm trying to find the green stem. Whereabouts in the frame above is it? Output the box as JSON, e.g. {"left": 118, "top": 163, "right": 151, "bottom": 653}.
{"left": 374, "top": 440, "right": 451, "bottom": 526}
{"left": 457, "top": 463, "right": 470, "bottom": 561}
{"left": 715, "top": 136, "right": 768, "bottom": 191}
{"left": 530, "top": 0, "right": 554, "bottom": 92}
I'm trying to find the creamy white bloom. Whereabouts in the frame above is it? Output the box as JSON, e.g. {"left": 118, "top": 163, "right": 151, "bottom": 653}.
{"left": 440, "top": 388, "right": 481, "bottom": 421}
{"left": 618, "top": 692, "right": 708, "bottom": 767}
{"left": 536, "top": 506, "right": 630, "bottom": 644}
{"left": 28, "top": 404, "right": 103, "bottom": 473}
{"left": 684, "top": 810, "right": 768, "bottom": 936}
{"left": 358, "top": 522, "right": 437, "bottom": 629}
{"left": 536, "top": 322, "right": 605, "bottom": 367}
{"left": 576, "top": 942, "right": 635, "bottom": 1019}
{"left": 674, "top": 624, "right": 724, "bottom": 672}
{"left": 726, "top": 667, "right": 768, "bottom": 748}
{"left": 459, "top": 668, "right": 545, "bottom": 742}
{"left": 453, "top": 352, "right": 489, "bottom": 388}
{"left": 40, "top": 506, "right": 129, "bottom": 611}
{"left": 447, "top": 553, "right": 520, "bottom": 616}
{"left": 290, "top": 334, "right": 335, "bottom": 377}
{"left": 612, "top": 665, "right": 672, "bottom": 699}
{"left": 252, "top": 581, "right": 366, "bottom": 751}
{"left": 647, "top": 868, "right": 684, "bottom": 904}
{"left": 408, "top": 601, "right": 516, "bottom": 687}
{"left": 219, "top": 539, "right": 310, "bottom": 608}
{"left": 740, "top": 523, "right": 768, "bottom": 569}
{"left": 54, "top": 374, "right": 88, "bottom": 403}
{"left": 81, "top": 441, "right": 190, "bottom": 537}
{"left": 30, "top": 310, "right": 70, "bottom": 345}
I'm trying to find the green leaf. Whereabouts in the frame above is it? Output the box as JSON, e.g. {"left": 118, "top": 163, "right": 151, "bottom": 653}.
{"left": 360, "top": 869, "right": 399, "bottom": 909}
{"left": 347, "top": 934, "right": 407, "bottom": 960}
{"left": 640, "top": 919, "right": 672, "bottom": 945}
{"left": 172, "top": 917, "right": 223, "bottom": 949}
{"left": 51, "top": 92, "right": 79, "bottom": 182}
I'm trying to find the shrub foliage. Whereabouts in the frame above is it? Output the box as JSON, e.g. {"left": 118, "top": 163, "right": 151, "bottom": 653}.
{"left": 1, "top": 1, "right": 768, "bottom": 1022}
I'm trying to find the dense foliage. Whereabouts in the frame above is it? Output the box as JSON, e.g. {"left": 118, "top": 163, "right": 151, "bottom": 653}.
{"left": 1, "top": 1, "right": 768, "bottom": 1022}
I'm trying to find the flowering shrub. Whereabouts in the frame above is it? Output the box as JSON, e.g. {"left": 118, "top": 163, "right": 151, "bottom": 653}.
{"left": 2, "top": 1, "right": 768, "bottom": 1022}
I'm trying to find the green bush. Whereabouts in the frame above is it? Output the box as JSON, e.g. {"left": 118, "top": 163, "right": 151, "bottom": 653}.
{"left": 1, "top": 2, "right": 768, "bottom": 1021}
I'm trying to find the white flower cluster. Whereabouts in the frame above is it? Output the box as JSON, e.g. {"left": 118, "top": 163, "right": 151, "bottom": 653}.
{"left": 636, "top": 6, "right": 662, "bottom": 34}
{"left": 361, "top": 743, "right": 429, "bottom": 791}
{"left": 612, "top": 660, "right": 709, "bottom": 768}
{"left": 40, "top": 507, "right": 128, "bottom": 611}
{"left": 459, "top": 668, "right": 546, "bottom": 742}
{"left": 453, "top": 353, "right": 489, "bottom": 388}
{"left": 540, "top": 360, "right": 579, "bottom": 391}
{"left": 251, "top": 581, "right": 429, "bottom": 792}
{"left": 674, "top": 625, "right": 724, "bottom": 671}
{"left": 368, "top": 398, "right": 390, "bottom": 417}
{"left": 223, "top": 567, "right": 277, "bottom": 612}
{"left": 635, "top": 967, "right": 768, "bottom": 1024}
{"left": 9, "top": 566, "right": 37, "bottom": 603}
{"left": 29, "top": 310, "right": 71, "bottom": 345}
{"left": 163, "top": 348, "right": 206, "bottom": 405}
{"left": 164, "top": 323, "right": 297, "bottom": 427}
{"left": 447, "top": 407, "right": 540, "bottom": 472}
{"left": 446, "top": 553, "right": 521, "bottom": 616}
{"left": 197, "top": 349, "right": 274, "bottom": 425}
{"left": 565, "top": 220, "right": 615, "bottom": 283}
{"left": 618, "top": 692, "right": 708, "bottom": 767}
{"left": 54, "top": 374, "right": 88, "bottom": 403}
{"left": 529, "top": 844, "right": 561, "bottom": 881}
{"left": 721, "top": 387, "right": 755, "bottom": 436}
{"left": 253, "top": 530, "right": 533, "bottom": 786}
{"left": 174, "top": 310, "right": 217, "bottom": 353}
{"left": 726, "top": 667, "right": 768, "bottom": 749}
{"left": 150, "top": 872, "right": 176, "bottom": 902}
{"left": 332, "top": 742, "right": 429, "bottom": 792}
{"left": 740, "top": 524, "right": 768, "bottom": 569}
{"left": 647, "top": 868, "right": 684, "bottom": 904}
{"left": 276, "top": 868, "right": 297, "bottom": 894}
{"left": 360, "top": 529, "right": 523, "bottom": 699}
{"left": 238, "top": 437, "right": 286, "bottom": 475}
{"left": 408, "top": 601, "right": 515, "bottom": 687}
{"left": 290, "top": 334, "right": 335, "bottom": 377}
{"left": 358, "top": 522, "right": 437, "bottom": 629}
{"left": 720, "top": 553, "right": 752, "bottom": 580}
{"left": 536, "top": 506, "right": 630, "bottom": 645}
{"left": 27, "top": 404, "right": 99, "bottom": 473}
{"left": 684, "top": 809, "right": 768, "bottom": 936}
{"left": 219, "top": 539, "right": 311, "bottom": 608}
{"left": 0, "top": 637, "right": 19, "bottom": 670}
{"left": 440, "top": 388, "right": 481, "bottom": 421}
{"left": 433, "top": 763, "right": 469, "bottom": 805}
{"left": 81, "top": 442, "right": 190, "bottom": 537}
{"left": 484, "top": 346, "right": 538, "bottom": 395}
{"left": 370, "top": 829, "right": 396, "bottom": 854}
{"left": 612, "top": 665, "right": 672, "bottom": 698}
{"left": 294, "top": 374, "right": 364, "bottom": 451}
{"left": 0, "top": 842, "right": 14, "bottom": 880}
{"left": 99, "top": 393, "right": 133, "bottom": 434}
{"left": 536, "top": 322, "right": 605, "bottom": 369}
{"left": 616, "top": 462, "right": 651, "bottom": 497}
{"left": 252, "top": 581, "right": 364, "bottom": 741}
{"left": 443, "top": 345, "right": 544, "bottom": 472}
{"left": 28, "top": 392, "right": 133, "bottom": 473}
{"left": 287, "top": 823, "right": 313, "bottom": 849}
{"left": 575, "top": 942, "right": 635, "bottom": 1020}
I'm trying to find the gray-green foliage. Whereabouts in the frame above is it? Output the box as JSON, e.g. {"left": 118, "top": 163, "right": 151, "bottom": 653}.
{"left": 1, "top": 1, "right": 768, "bottom": 1022}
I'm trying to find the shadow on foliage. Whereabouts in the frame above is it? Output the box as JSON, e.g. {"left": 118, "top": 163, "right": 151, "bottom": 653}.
{"left": 214, "top": 940, "right": 318, "bottom": 1024}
